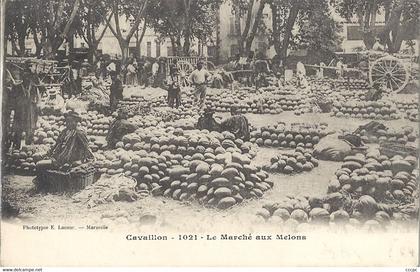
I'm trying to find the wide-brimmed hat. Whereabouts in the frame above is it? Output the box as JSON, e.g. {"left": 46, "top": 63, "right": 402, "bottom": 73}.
{"left": 64, "top": 110, "right": 81, "bottom": 121}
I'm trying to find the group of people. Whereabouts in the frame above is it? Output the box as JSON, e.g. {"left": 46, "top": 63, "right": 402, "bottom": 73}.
{"left": 95, "top": 54, "right": 174, "bottom": 89}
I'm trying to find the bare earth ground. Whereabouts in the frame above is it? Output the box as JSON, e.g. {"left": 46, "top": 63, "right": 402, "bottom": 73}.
{"left": 2, "top": 87, "right": 418, "bottom": 233}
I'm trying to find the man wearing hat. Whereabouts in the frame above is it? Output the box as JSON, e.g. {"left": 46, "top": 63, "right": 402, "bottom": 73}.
{"left": 109, "top": 71, "right": 124, "bottom": 112}
{"left": 36, "top": 110, "right": 94, "bottom": 171}
{"left": 196, "top": 107, "right": 221, "bottom": 131}
{"left": 189, "top": 61, "right": 212, "bottom": 111}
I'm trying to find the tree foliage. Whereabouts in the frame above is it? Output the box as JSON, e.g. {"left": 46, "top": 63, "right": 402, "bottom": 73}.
{"left": 332, "top": 0, "right": 420, "bottom": 52}
{"left": 5, "top": 0, "right": 33, "bottom": 56}
{"left": 267, "top": 0, "right": 342, "bottom": 62}
{"left": 5, "top": 0, "right": 82, "bottom": 59}
{"left": 105, "top": 0, "right": 149, "bottom": 62}
{"left": 146, "top": 0, "right": 222, "bottom": 56}
{"left": 229, "top": 0, "right": 268, "bottom": 56}
{"left": 73, "top": 0, "right": 112, "bottom": 61}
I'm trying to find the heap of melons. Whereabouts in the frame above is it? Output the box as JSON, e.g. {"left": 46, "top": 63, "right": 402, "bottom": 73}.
{"left": 86, "top": 115, "right": 112, "bottom": 136}
{"left": 256, "top": 192, "right": 418, "bottom": 231}
{"left": 329, "top": 151, "right": 418, "bottom": 204}
{"left": 263, "top": 147, "right": 319, "bottom": 174}
{"left": 334, "top": 79, "right": 369, "bottom": 90}
{"left": 116, "top": 127, "right": 258, "bottom": 159}
{"left": 406, "top": 109, "right": 419, "bottom": 122}
{"left": 338, "top": 90, "right": 367, "bottom": 102}
{"left": 5, "top": 145, "right": 49, "bottom": 173}
{"left": 395, "top": 99, "right": 418, "bottom": 113}
{"left": 250, "top": 122, "right": 330, "bottom": 149}
{"left": 160, "top": 152, "right": 272, "bottom": 209}
{"left": 356, "top": 126, "right": 417, "bottom": 144}
{"left": 205, "top": 91, "right": 283, "bottom": 114}
{"left": 92, "top": 128, "right": 270, "bottom": 209}
{"left": 331, "top": 100, "right": 399, "bottom": 120}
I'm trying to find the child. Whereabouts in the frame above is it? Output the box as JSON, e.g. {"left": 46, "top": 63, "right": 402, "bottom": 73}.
{"left": 167, "top": 80, "right": 181, "bottom": 108}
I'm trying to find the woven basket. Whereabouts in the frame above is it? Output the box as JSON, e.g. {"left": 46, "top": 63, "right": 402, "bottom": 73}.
{"left": 40, "top": 168, "right": 96, "bottom": 194}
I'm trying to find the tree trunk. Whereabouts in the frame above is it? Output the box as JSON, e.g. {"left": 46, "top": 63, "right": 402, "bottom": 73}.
{"left": 183, "top": 36, "right": 191, "bottom": 56}
{"left": 362, "top": 31, "right": 376, "bottom": 49}
{"left": 378, "top": 0, "right": 406, "bottom": 52}
{"left": 271, "top": 4, "right": 282, "bottom": 55}
{"left": 118, "top": 39, "right": 129, "bottom": 63}
{"left": 280, "top": 4, "right": 300, "bottom": 61}
{"left": 32, "top": 29, "right": 43, "bottom": 58}
{"left": 245, "top": 0, "right": 266, "bottom": 55}
{"left": 176, "top": 37, "right": 182, "bottom": 56}
{"left": 18, "top": 34, "right": 26, "bottom": 56}
{"left": 135, "top": 20, "right": 147, "bottom": 57}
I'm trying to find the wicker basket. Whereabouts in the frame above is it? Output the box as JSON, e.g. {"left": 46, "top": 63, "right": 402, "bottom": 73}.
{"left": 40, "top": 168, "right": 96, "bottom": 194}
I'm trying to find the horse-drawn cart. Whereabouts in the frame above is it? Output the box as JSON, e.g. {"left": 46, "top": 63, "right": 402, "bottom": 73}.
{"left": 306, "top": 51, "right": 416, "bottom": 93}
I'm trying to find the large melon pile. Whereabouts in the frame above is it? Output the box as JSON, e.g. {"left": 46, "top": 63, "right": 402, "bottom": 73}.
{"left": 332, "top": 100, "right": 400, "bottom": 120}
{"left": 329, "top": 151, "right": 418, "bottom": 204}
{"left": 263, "top": 147, "right": 319, "bottom": 174}
{"left": 257, "top": 192, "right": 418, "bottom": 231}
{"left": 91, "top": 127, "right": 270, "bottom": 209}
{"left": 250, "top": 122, "right": 331, "bottom": 149}
{"left": 5, "top": 145, "right": 49, "bottom": 173}
{"left": 355, "top": 126, "right": 417, "bottom": 144}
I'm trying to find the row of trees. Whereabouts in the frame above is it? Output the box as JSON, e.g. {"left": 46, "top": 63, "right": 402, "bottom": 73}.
{"left": 5, "top": 0, "right": 419, "bottom": 63}
{"left": 5, "top": 0, "right": 221, "bottom": 62}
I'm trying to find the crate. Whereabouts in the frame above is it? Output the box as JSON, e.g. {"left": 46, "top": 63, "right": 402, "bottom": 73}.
{"left": 39, "top": 168, "right": 96, "bottom": 194}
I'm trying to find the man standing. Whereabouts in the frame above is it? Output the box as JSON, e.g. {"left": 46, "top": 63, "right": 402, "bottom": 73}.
{"left": 336, "top": 58, "right": 344, "bottom": 78}
{"left": 169, "top": 59, "right": 180, "bottom": 81}
{"left": 109, "top": 71, "right": 124, "bottom": 112}
{"left": 151, "top": 58, "right": 159, "bottom": 87}
{"left": 372, "top": 38, "right": 385, "bottom": 51}
{"left": 189, "top": 61, "right": 211, "bottom": 111}
{"left": 296, "top": 61, "right": 307, "bottom": 88}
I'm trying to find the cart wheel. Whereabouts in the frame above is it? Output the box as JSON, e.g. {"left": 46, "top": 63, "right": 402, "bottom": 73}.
{"left": 178, "top": 61, "right": 194, "bottom": 76}
{"left": 369, "top": 55, "right": 409, "bottom": 93}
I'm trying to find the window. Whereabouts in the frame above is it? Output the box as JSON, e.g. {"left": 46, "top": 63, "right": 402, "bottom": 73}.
{"left": 156, "top": 41, "right": 161, "bottom": 57}
{"left": 147, "top": 42, "right": 151, "bottom": 57}
{"left": 230, "top": 44, "right": 239, "bottom": 57}
{"left": 167, "top": 46, "right": 173, "bottom": 56}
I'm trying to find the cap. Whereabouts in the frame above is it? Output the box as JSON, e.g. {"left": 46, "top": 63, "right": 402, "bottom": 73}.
{"left": 64, "top": 110, "right": 81, "bottom": 121}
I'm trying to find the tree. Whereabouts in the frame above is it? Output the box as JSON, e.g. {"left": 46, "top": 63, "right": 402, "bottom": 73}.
{"left": 74, "top": 0, "right": 113, "bottom": 62}
{"left": 32, "top": 0, "right": 82, "bottom": 59}
{"left": 332, "top": 0, "right": 419, "bottom": 52}
{"left": 295, "top": 3, "right": 343, "bottom": 63}
{"left": 5, "top": 0, "right": 31, "bottom": 56}
{"left": 230, "top": 0, "right": 268, "bottom": 56}
{"left": 378, "top": 0, "right": 419, "bottom": 53}
{"left": 267, "top": 0, "right": 342, "bottom": 62}
{"left": 147, "top": 0, "right": 222, "bottom": 56}
{"left": 105, "top": 0, "right": 148, "bottom": 62}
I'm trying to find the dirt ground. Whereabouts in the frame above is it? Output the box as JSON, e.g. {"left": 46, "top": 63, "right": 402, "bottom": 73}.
{"left": 2, "top": 87, "right": 418, "bottom": 233}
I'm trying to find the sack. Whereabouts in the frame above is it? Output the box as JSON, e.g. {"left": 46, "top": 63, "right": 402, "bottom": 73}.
{"left": 313, "top": 134, "right": 354, "bottom": 161}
